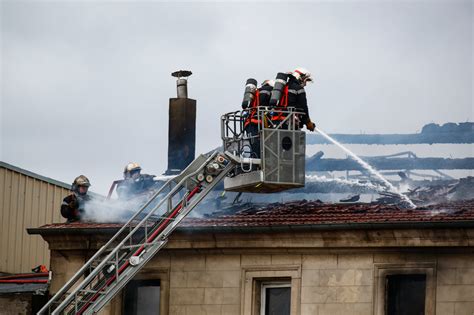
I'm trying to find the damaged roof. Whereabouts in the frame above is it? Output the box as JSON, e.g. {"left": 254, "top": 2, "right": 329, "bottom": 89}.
{"left": 28, "top": 200, "right": 474, "bottom": 235}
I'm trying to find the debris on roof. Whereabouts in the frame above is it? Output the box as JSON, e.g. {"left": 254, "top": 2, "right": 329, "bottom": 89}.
{"left": 30, "top": 200, "right": 474, "bottom": 233}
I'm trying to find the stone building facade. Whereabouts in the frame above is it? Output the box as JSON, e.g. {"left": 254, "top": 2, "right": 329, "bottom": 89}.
{"left": 30, "top": 201, "right": 474, "bottom": 315}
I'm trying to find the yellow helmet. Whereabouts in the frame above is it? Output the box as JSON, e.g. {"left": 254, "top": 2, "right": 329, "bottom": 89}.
{"left": 72, "top": 175, "right": 90, "bottom": 195}
{"left": 123, "top": 162, "right": 142, "bottom": 179}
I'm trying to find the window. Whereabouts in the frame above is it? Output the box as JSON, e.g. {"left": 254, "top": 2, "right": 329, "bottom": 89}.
{"left": 386, "top": 274, "right": 427, "bottom": 315}
{"left": 241, "top": 266, "right": 300, "bottom": 315}
{"left": 373, "top": 263, "right": 436, "bottom": 315}
{"left": 123, "top": 279, "right": 160, "bottom": 315}
{"left": 260, "top": 282, "right": 291, "bottom": 315}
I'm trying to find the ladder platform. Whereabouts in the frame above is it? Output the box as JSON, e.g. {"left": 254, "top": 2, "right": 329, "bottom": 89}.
{"left": 224, "top": 170, "right": 304, "bottom": 193}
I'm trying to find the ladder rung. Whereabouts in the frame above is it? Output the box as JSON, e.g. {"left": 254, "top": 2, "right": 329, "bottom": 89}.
{"left": 79, "top": 289, "right": 104, "bottom": 295}
{"left": 121, "top": 241, "right": 165, "bottom": 250}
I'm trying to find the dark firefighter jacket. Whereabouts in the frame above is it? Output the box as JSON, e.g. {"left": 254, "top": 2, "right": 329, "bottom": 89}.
{"left": 287, "top": 75, "right": 311, "bottom": 124}
{"left": 116, "top": 174, "right": 157, "bottom": 200}
{"left": 258, "top": 84, "right": 273, "bottom": 107}
{"left": 61, "top": 194, "right": 91, "bottom": 222}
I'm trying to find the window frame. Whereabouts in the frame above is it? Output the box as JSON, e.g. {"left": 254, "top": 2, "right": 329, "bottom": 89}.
{"left": 123, "top": 279, "right": 161, "bottom": 315}
{"left": 373, "top": 262, "right": 437, "bottom": 315}
{"left": 241, "top": 265, "right": 301, "bottom": 315}
{"left": 115, "top": 268, "right": 169, "bottom": 315}
{"left": 260, "top": 281, "right": 292, "bottom": 315}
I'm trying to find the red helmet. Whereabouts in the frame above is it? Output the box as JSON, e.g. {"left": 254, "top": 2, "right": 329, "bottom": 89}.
{"left": 292, "top": 67, "right": 314, "bottom": 85}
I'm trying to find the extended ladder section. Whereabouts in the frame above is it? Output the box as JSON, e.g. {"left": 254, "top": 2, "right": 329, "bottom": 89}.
{"left": 38, "top": 152, "right": 235, "bottom": 315}
{"left": 40, "top": 108, "right": 307, "bottom": 315}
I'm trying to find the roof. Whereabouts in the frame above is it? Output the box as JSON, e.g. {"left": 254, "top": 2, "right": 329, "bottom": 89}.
{"left": 28, "top": 200, "right": 474, "bottom": 235}
{"left": 1, "top": 161, "right": 103, "bottom": 198}
{"left": 0, "top": 161, "right": 71, "bottom": 189}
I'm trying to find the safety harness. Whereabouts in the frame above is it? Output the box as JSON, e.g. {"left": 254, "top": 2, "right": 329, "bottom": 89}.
{"left": 270, "top": 85, "right": 289, "bottom": 121}
{"left": 244, "top": 89, "right": 261, "bottom": 127}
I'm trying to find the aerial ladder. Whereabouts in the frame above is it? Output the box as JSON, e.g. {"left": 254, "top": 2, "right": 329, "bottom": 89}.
{"left": 38, "top": 107, "right": 306, "bottom": 315}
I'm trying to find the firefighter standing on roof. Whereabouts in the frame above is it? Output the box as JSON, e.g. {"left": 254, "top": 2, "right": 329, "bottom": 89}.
{"left": 116, "top": 162, "right": 158, "bottom": 200}
{"left": 61, "top": 175, "right": 91, "bottom": 222}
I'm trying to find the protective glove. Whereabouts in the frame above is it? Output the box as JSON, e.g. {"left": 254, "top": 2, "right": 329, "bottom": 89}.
{"left": 306, "top": 120, "right": 315, "bottom": 132}
{"left": 68, "top": 196, "right": 79, "bottom": 210}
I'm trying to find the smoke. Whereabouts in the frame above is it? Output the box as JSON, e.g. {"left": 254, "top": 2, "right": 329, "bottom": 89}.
{"left": 428, "top": 209, "right": 451, "bottom": 217}
{"left": 82, "top": 195, "right": 154, "bottom": 223}
{"left": 397, "top": 182, "right": 412, "bottom": 193}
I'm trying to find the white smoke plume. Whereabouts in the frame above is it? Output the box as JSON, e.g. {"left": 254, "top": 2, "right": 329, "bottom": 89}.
{"left": 82, "top": 195, "right": 156, "bottom": 223}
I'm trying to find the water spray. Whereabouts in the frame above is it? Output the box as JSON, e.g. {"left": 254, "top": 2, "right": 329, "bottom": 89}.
{"left": 305, "top": 174, "right": 381, "bottom": 190}
{"left": 315, "top": 127, "right": 416, "bottom": 208}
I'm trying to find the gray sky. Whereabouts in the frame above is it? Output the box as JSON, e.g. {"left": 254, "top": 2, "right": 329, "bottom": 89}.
{"left": 1, "top": 0, "right": 472, "bottom": 194}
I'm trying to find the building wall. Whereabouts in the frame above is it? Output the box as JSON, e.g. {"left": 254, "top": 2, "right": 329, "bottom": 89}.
{"left": 0, "top": 163, "right": 70, "bottom": 273}
{"left": 39, "top": 227, "right": 474, "bottom": 315}
{"left": 154, "top": 252, "right": 474, "bottom": 315}
{"left": 48, "top": 250, "right": 474, "bottom": 315}
{"left": 0, "top": 294, "right": 32, "bottom": 315}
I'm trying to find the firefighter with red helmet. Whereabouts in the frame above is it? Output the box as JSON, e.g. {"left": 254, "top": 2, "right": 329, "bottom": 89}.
{"left": 269, "top": 67, "right": 315, "bottom": 131}
{"left": 61, "top": 175, "right": 91, "bottom": 222}
{"left": 288, "top": 67, "right": 315, "bottom": 131}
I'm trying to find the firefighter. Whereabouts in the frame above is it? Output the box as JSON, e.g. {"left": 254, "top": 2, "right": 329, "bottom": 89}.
{"left": 242, "top": 79, "right": 275, "bottom": 158}
{"left": 269, "top": 68, "right": 315, "bottom": 131}
{"left": 61, "top": 175, "right": 91, "bottom": 222}
{"left": 287, "top": 67, "right": 315, "bottom": 131}
{"left": 116, "top": 162, "right": 158, "bottom": 200}
{"left": 258, "top": 79, "right": 275, "bottom": 107}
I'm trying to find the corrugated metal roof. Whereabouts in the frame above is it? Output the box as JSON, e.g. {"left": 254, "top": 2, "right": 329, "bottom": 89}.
{"left": 0, "top": 161, "right": 71, "bottom": 189}
{"left": 0, "top": 164, "right": 72, "bottom": 273}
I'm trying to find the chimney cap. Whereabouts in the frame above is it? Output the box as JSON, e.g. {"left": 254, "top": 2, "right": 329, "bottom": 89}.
{"left": 171, "top": 70, "right": 192, "bottom": 79}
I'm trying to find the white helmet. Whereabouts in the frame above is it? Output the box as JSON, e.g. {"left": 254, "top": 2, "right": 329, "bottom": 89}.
{"left": 123, "top": 162, "right": 142, "bottom": 179}
{"left": 292, "top": 67, "right": 314, "bottom": 84}
{"left": 72, "top": 175, "right": 90, "bottom": 195}
{"left": 261, "top": 79, "right": 275, "bottom": 88}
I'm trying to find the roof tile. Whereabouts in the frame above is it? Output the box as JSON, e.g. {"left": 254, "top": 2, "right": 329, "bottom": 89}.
{"left": 36, "top": 200, "right": 474, "bottom": 230}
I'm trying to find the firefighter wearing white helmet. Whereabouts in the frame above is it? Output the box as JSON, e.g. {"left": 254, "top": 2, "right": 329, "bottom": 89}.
{"left": 292, "top": 67, "right": 314, "bottom": 86}
{"left": 288, "top": 67, "right": 315, "bottom": 131}
{"left": 117, "top": 162, "right": 158, "bottom": 200}
{"left": 123, "top": 162, "right": 142, "bottom": 180}
{"left": 61, "top": 175, "right": 92, "bottom": 222}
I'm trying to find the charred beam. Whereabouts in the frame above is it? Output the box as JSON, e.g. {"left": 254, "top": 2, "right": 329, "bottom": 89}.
{"left": 306, "top": 157, "right": 474, "bottom": 172}
{"left": 307, "top": 122, "right": 474, "bottom": 144}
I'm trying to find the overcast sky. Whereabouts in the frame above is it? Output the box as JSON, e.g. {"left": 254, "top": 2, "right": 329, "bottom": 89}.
{"left": 1, "top": 0, "right": 472, "bottom": 194}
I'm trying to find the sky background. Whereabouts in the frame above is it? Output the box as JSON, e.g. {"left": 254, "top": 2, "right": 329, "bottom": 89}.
{"left": 1, "top": 0, "right": 473, "bottom": 194}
